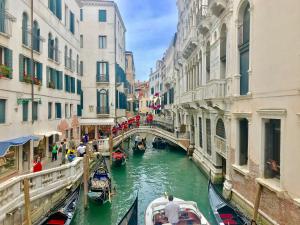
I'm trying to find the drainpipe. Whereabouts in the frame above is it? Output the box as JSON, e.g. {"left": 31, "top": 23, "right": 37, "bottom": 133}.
{"left": 30, "top": 0, "right": 34, "bottom": 124}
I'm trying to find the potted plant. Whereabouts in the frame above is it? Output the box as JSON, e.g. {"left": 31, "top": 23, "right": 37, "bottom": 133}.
{"left": 0, "top": 64, "right": 12, "bottom": 79}
{"left": 48, "top": 81, "right": 55, "bottom": 89}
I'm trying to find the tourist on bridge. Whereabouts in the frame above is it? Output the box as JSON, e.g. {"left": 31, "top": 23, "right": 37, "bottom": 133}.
{"left": 175, "top": 127, "right": 179, "bottom": 138}
{"left": 77, "top": 142, "right": 86, "bottom": 157}
{"left": 67, "top": 148, "right": 76, "bottom": 162}
{"left": 33, "top": 156, "right": 42, "bottom": 172}
{"left": 164, "top": 195, "right": 180, "bottom": 225}
{"left": 52, "top": 143, "right": 58, "bottom": 161}
{"left": 83, "top": 133, "right": 89, "bottom": 144}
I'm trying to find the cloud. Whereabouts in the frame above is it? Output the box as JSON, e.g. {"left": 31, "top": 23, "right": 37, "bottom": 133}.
{"left": 115, "top": 0, "right": 178, "bottom": 81}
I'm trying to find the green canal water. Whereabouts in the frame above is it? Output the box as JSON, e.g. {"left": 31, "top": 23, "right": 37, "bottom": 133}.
{"left": 72, "top": 135, "right": 218, "bottom": 225}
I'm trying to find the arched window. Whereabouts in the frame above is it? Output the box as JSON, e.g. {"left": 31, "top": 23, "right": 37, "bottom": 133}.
{"left": 48, "top": 33, "right": 54, "bottom": 59}
{"left": 54, "top": 37, "right": 59, "bottom": 62}
{"left": 0, "top": 0, "right": 6, "bottom": 33}
{"left": 238, "top": 1, "right": 250, "bottom": 95}
{"left": 206, "top": 42, "right": 210, "bottom": 82}
{"left": 216, "top": 119, "right": 226, "bottom": 139}
{"left": 33, "top": 21, "right": 40, "bottom": 52}
{"left": 97, "top": 89, "right": 109, "bottom": 114}
{"left": 64, "top": 45, "right": 68, "bottom": 67}
{"left": 76, "top": 54, "right": 79, "bottom": 73}
{"left": 220, "top": 24, "right": 227, "bottom": 79}
{"left": 22, "top": 12, "right": 28, "bottom": 45}
{"left": 69, "top": 49, "right": 72, "bottom": 70}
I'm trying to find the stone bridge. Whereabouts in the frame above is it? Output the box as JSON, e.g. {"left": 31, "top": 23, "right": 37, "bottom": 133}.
{"left": 113, "top": 126, "right": 190, "bottom": 151}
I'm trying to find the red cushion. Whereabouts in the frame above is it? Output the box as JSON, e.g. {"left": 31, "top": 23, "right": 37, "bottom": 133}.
{"left": 47, "top": 219, "right": 65, "bottom": 225}
{"left": 222, "top": 219, "right": 237, "bottom": 225}
{"left": 220, "top": 214, "right": 233, "bottom": 219}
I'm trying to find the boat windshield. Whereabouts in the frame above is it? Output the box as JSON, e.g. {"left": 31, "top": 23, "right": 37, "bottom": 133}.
{"left": 153, "top": 208, "right": 201, "bottom": 225}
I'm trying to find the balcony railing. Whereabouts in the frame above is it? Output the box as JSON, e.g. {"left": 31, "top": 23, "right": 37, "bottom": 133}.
{"left": 214, "top": 135, "right": 226, "bottom": 157}
{"left": 97, "top": 106, "right": 109, "bottom": 115}
{"left": 197, "top": 5, "right": 208, "bottom": 25}
{"left": 0, "top": 12, "right": 15, "bottom": 37}
{"left": 96, "top": 74, "right": 109, "bottom": 82}
{"left": 22, "top": 28, "right": 44, "bottom": 53}
{"left": 204, "top": 79, "right": 226, "bottom": 99}
{"left": 48, "top": 46, "right": 61, "bottom": 64}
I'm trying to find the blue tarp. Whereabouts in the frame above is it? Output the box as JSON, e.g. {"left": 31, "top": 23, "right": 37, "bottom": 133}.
{"left": 0, "top": 135, "right": 39, "bottom": 157}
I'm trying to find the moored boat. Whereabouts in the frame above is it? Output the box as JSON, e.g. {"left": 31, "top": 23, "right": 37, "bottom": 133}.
{"left": 152, "top": 137, "right": 167, "bottom": 149}
{"left": 133, "top": 138, "right": 146, "bottom": 154}
{"left": 88, "top": 156, "right": 111, "bottom": 203}
{"left": 112, "top": 148, "right": 126, "bottom": 166}
{"left": 208, "top": 181, "right": 250, "bottom": 225}
{"left": 36, "top": 186, "right": 80, "bottom": 225}
{"left": 145, "top": 195, "right": 210, "bottom": 225}
{"left": 117, "top": 195, "right": 138, "bottom": 225}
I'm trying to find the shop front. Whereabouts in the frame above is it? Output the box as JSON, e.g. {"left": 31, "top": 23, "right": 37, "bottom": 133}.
{"left": 80, "top": 118, "right": 114, "bottom": 141}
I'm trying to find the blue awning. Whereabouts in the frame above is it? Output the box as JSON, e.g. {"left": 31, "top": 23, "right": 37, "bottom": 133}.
{"left": 0, "top": 135, "right": 39, "bottom": 157}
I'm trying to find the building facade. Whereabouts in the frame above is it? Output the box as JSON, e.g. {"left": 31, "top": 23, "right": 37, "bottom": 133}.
{"left": 153, "top": 0, "right": 300, "bottom": 224}
{"left": 0, "top": 0, "right": 82, "bottom": 178}
{"left": 135, "top": 81, "right": 150, "bottom": 115}
{"left": 79, "top": 0, "right": 127, "bottom": 139}
{"left": 125, "top": 51, "right": 136, "bottom": 117}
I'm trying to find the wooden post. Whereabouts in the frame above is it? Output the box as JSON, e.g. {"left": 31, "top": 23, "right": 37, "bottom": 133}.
{"left": 121, "top": 130, "right": 124, "bottom": 149}
{"left": 83, "top": 154, "right": 88, "bottom": 209}
{"left": 109, "top": 134, "right": 113, "bottom": 165}
{"left": 252, "top": 183, "right": 263, "bottom": 224}
{"left": 23, "top": 178, "right": 32, "bottom": 225}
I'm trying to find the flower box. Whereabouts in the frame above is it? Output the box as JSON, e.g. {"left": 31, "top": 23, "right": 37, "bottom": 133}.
{"left": 23, "top": 73, "right": 41, "bottom": 86}
{"left": 48, "top": 81, "right": 55, "bottom": 89}
{"left": 0, "top": 64, "right": 12, "bottom": 79}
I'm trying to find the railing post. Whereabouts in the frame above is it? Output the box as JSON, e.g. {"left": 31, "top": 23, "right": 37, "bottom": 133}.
{"left": 109, "top": 135, "right": 113, "bottom": 165}
{"left": 23, "top": 178, "right": 32, "bottom": 225}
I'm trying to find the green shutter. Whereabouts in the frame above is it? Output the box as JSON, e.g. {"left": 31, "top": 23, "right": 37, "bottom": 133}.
{"left": 27, "top": 58, "right": 32, "bottom": 77}
{"left": 106, "top": 90, "right": 109, "bottom": 112}
{"left": 23, "top": 102, "right": 28, "bottom": 122}
{"left": 19, "top": 54, "right": 24, "bottom": 81}
{"left": 46, "top": 66, "right": 50, "bottom": 85}
{"left": 97, "top": 90, "right": 100, "bottom": 112}
{"left": 59, "top": 71, "right": 63, "bottom": 90}
{"left": 37, "top": 62, "right": 43, "bottom": 83}
{"left": 56, "top": 0, "right": 62, "bottom": 20}
{"left": 65, "top": 74, "right": 67, "bottom": 92}
{"left": 0, "top": 99, "right": 5, "bottom": 123}
{"left": 99, "top": 10, "right": 106, "bottom": 22}
{"left": 106, "top": 62, "right": 109, "bottom": 81}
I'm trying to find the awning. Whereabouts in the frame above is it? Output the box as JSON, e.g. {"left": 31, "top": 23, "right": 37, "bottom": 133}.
{"left": 0, "top": 135, "right": 39, "bottom": 157}
{"left": 35, "top": 131, "right": 62, "bottom": 138}
{"left": 80, "top": 118, "right": 114, "bottom": 126}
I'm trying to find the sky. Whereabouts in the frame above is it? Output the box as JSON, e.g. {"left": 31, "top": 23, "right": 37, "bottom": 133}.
{"left": 114, "top": 0, "right": 178, "bottom": 82}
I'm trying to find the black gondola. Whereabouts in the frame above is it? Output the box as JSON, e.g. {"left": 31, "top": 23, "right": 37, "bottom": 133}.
{"left": 36, "top": 186, "right": 80, "bottom": 225}
{"left": 117, "top": 195, "right": 138, "bottom": 225}
{"left": 208, "top": 180, "right": 250, "bottom": 225}
{"left": 133, "top": 138, "right": 146, "bottom": 154}
{"left": 152, "top": 137, "right": 167, "bottom": 149}
{"left": 88, "top": 156, "right": 112, "bottom": 203}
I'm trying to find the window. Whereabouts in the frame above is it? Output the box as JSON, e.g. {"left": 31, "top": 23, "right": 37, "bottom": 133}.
{"left": 19, "top": 55, "right": 43, "bottom": 85}
{"left": 99, "top": 10, "right": 107, "bottom": 22}
{"left": 65, "top": 74, "right": 70, "bottom": 92}
{"left": 55, "top": 102, "right": 62, "bottom": 119}
{"left": 206, "top": 42, "right": 210, "bottom": 82}
{"left": 264, "top": 119, "right": 281, "bottom": 179}
{"left": 47, "top": 67, "right": 62, "bottom": 90}
{"left": 199, "top": 118, "right": 203, "bottom": 148}
{"left": 206, "top": 119, "right": 211, "bottom": 155}
{"left": 97, "top": 89, "right": 109, "bottom": 114}
{"left": 151, "top": 87, "right": 154, "bottom": 95}
{"left": 0, "top": 99, "right": 5, "bottom": 123}
{"left": 80, "top": 35, "right": 83, "bottom": 48}
{"left": 71, "top": 77, "right": 75, "bottom": 93}
{"left": 32, "top": 21, "right": 41, "bottom": 52}
{"left": 0, "top": 46, "right": 13, "bottom": 78}
{"left": 77, "top": 79, "right": 82, "bottom": 95}
{"left": 77, "top": 104, "right": 82, "bottom": 117}
{"left": 0, "top": 0, "right": 5, "bottom": 33}
{"left": 70, "top": 104, "right": 73, "bottom": 117}
{"left": 22, "top": 102, "right": 28, "bottom": 122}
{"left": 96, "top": 61, "right": 109, "bottom": 82}
{"left": 48, "top": 102, "right": 52, "bottom": 119}
{"left": 32, "top": 101, "right": 38, "bottom": 121}
{"left": 69, "top": 11, "right": 75, "bottom": 34}
{"left": 239, "top": 118, "right": 248, "bottom": 165}
{"left": 22, "top": 12, "right": 28, "bottom": 46}
{"left": 80, "top": 8, "right": 83, "bottom": 21}
{"left": 65, "top": 103, "right": 68, "bottom": 118}
{"left": 48, "top": 0, "right": 62, "bottom": 20}
{"left": 99, "top": 36, "right": 107, "bottom": 49}
{"left": 80, "top": 61, "right": 83, "bottom": 76}
{"left": 48, "top": 33, "right": 54, "bottom": 60}
{"left": 216, "top": 119, "right": 226, "bottom": 139}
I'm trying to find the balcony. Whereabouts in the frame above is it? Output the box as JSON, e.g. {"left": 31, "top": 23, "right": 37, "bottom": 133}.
{"left": 204, "top": 79, "right": 226, "bottom": 99}
{"left": 197, "top": 5, "right": 210, "bottom": 35}
{"left": 209, "top": 0, "right": 227, "bottom": 17}
{"left": 214, "top": 135, "right": 226, "bottom": 158}
{"left": 180, "top": 91, "right": 194, "bottom": 104}
{"left": 0, "top": 11, "right": 16, "bottom": 37}
{"left": 48, "top": 47, "right": 61, "bottom": 64}
{"left": 22, "top": 28, "right": 44, "bottom": 53}
{"left": 182, "top": 27, "right": 198, "bottom": 59}
{"left": 96, "top": 74, "right": 109, "bottom": 83}
{"left": 65, "top": 57, "right": 75, "bottom": 72}
{"left": 97, "top": 106, "right": 110, "bottom": 116}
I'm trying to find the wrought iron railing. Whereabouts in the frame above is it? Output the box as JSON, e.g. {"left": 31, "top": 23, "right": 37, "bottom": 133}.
{"left": 22, "top": 27, "right": 44, "bottom": 53}
{"left": 97, "top": 106, "right": 109, "bottom": 114}
{"left": 96, "top": 74, "right": 109, "bottom": 82}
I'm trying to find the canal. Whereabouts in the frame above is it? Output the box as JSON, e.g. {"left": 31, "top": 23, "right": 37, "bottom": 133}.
{"left": 72, "top": 134, "right": 218, "bottom": 225}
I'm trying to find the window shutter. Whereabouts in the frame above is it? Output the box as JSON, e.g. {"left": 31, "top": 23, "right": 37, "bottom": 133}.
{"left": 106, "top": 90, "right": 109, "bottom": 112}
{"left": 59, "top": 71, "right": 63, "bottom": 90}
{"left": 106, "top": 62, "right": 109, "bottom": 81}
{"left": 27, "top": 58, "right": 32, "bottom": 77}
{"left": 65, "top": 75, "right": 67, "bottom": 92}
{"left": 4, "top": 48, "right": 12, "bottom": 68}
{"left": 56, "top": 0, "right": 62, "bottom": 20}
{"left": 96, "top": 62, "right": 100, "bottom": 81}
{"left": 97, "top": 90, "right": 100, "bottom": 111}
{"left": 46, "top": 66, "right": 49, "bottom": 85}
{"left": 19, "top": 54, "right": 24, "bottom": 81}
{"left": 37, "top": 62, "right": 43, "bottom": 83}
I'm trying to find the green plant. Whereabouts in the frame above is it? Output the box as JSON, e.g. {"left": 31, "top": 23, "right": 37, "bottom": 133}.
{"left": 48, "top": 81, "right": 55, "bottom": 89}
{"left": 0, "top": 64, "right": 12, "bottom": 78}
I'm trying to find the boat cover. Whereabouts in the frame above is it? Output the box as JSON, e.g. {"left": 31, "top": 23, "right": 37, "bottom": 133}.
{"left": 0, "top": 135, "right": 39, "bottom": 157}
{"left": 209, "top": 183, "right": 226, "bottom": 210}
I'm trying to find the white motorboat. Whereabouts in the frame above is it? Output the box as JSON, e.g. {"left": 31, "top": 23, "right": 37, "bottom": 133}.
{"left": 145, "top": 196, "right": 210, "bottom": 225}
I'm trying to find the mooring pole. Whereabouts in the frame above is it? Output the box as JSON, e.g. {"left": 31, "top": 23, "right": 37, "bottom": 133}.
{"left": 252, "top": 183, "right": 263, "bottom": 224}
{"left": 24, "top": 178, "right": 32, "bottom": 225}
{"left": 121, "top": 129, "right": 124, "bottom": 149}
{"left": 109, "top": 134, "right": 113, "bottom": 165}
{"left": 83, "top": 154, "right": 88, "bottom": 209}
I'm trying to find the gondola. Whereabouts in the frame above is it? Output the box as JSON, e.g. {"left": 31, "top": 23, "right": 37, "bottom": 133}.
{"left": 133, "top": 138, "right": 146, "bottom": 154}
{"left": 152, "top": 137, "right": 167, "bottom": 149}
{"left": 88, "top": 156, "right": 111, "bottom": 204}
{"left": 208, "top": 180, "right": 250, "bottom": 225}
{"left": 36, "top": 186, "right": 80, "bottom": 225}
{"left": 112, "top": 148, "right": 126, "bottom": 166}
{"left": 117, "top": 195, "right": 138, "bottom": 225}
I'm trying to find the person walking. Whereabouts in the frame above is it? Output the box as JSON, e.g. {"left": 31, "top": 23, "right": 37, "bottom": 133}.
{"left": 175, "top": 127, "right": 179, "bottom": 138}
{"left": 77, "top": 142, "right": 86, "bottom": 157}
{"left": 92, "top": 139, "right": 98, "bottom": 152}
{"left": 165, "top": 195, "right": 180, "bottom": 225}
{"left": 52, "top": 143, "right": 58, "bottom": 161}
